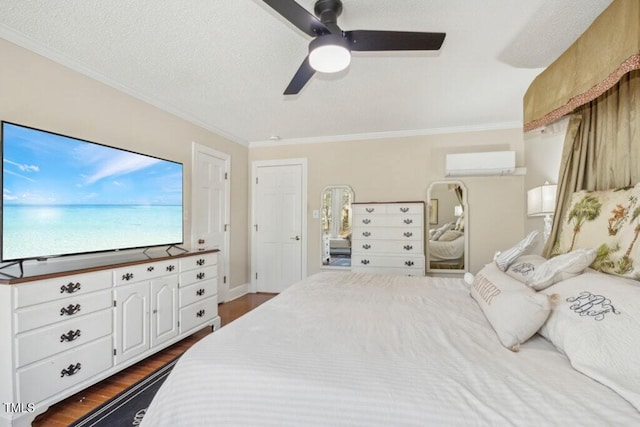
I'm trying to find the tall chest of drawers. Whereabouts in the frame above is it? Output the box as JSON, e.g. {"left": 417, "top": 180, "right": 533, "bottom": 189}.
{"left": 351, "top": 202, "right": 425, "bottom": 276}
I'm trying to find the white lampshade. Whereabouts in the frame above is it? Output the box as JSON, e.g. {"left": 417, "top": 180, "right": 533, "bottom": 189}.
{"left": 527, "top": 183, "right": 557, "bottom": 216}
{"left": 309, "top": 35, "right": 351, "bottom": 73}
{"left": 527, "top": 182, "right": 557, "bottom": 241}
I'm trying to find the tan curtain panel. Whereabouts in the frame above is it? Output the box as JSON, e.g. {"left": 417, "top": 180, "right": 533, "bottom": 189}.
{"left": 542, "top": 70, "right": 640, "bottom": 256}
{"left": 524, "top": 0, "right": 640, "bottom": 132}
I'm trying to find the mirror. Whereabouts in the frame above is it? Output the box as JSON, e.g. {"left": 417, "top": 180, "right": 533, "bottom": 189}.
{"left": 426, "top": 181, "right": 468, "bottom": 274}
{"left": 321, "top": 185, "right": 354, "bottom": 268}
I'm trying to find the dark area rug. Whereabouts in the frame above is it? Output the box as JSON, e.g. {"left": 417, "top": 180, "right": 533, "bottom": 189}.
{"left": 70, "top": 356, "right": 179, "bottom": 427}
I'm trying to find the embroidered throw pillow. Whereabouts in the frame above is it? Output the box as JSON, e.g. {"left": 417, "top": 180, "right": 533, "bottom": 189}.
{"left": 494, "top": 231, "right": 539, "bottom": 271}
{"left": 505, "top": 254, "right": 546, "bottom": 283}
{"left": 470, "top": 262, "right": 551, "bottom": 351}
{"left": 540, "top": 269, "right": 640, "bottom": 410}
{"left": 526, "top": 248, "right": 597, "bottom": 290}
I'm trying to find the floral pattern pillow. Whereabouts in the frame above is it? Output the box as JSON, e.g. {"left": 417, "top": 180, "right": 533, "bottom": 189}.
{"left": 554, "top": 183, "right": 640, "bottom": 281}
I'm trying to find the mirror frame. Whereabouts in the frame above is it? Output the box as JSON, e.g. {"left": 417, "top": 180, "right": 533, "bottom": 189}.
{"left": 426, "top": 180, "right": 469, "bottom": 274}
{"left": 320, "top": 185, "right": 355, "bottom": 270}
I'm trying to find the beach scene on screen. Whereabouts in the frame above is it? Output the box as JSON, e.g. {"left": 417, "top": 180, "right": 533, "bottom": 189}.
{"left": 2, "top": 123, "right": 183, "bottom": 260}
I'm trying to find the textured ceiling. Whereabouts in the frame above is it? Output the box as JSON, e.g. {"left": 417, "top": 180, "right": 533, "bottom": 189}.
{"left": 0, "top": 0, "right": 612, "bottom": 146}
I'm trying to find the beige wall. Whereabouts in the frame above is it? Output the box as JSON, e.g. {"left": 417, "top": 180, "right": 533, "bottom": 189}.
{"left": 0, "top": 39, "right": 250, "bottom": 289}
{"left": 250, "top": 129, "right": 528, "bottom": 274}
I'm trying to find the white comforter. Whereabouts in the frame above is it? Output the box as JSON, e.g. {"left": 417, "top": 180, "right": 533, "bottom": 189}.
{"left": 142, "top": 272, "right": 640, "bottom": 426}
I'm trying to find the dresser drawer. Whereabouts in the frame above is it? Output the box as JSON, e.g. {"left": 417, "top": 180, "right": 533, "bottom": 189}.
{"left": 17, "top": 336, "right": 113, "bottom": 404}
{"left": 354, "top": 214, "right": 423, "bottom": 228}
{"left": 351, "top": 240, "right": 424, "bottom": 255}
{"left": 16, "top": 309, "right": 112, "bottom": 368}
{"left": 15, "top": 289, "right": 112, "bottom": 334}
{"left": 179, "top": 279, "right": 217, "bottom": 308}
{"left": 352, "top": 255, "right": 425, "bottom": 269}
{"left": 14, "top": 270, "right": 112, "bottom": 308}
{"left": 386, "top": 203, "right": 424, "bottom": 215}
{"left": 179, "top": 266, "right": 217, "bottom": 288}
{"left": 352, "top": 203, "right": 424, "bottom": 216}
{"left": 179, "top": 253, "right": 217, "bottom": 272}
{"left": 352, "top": 227, "right": 422, "bottom": 240}
{"left": 114, "top": 259, "right": 179, "bottom": 286}
{"left": 179, "top": 296, "right": 217, "bottom": 334}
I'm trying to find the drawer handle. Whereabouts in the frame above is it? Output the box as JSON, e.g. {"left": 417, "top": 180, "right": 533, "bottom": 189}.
{"left": 60, "top": 329, "right": 82, "bottom": 342}
{"left": 365, "top": 207, "right": 375, "bottom": 213}
{"left": 362, "top": 244, "right": 371, "bottom": 250}
{"left": 361, "top": 259, "right": 370, "bottom": 265}
{"left": 60, "top": 304, "right": 81, "bottom": 316}
{"left": 60, "top": 363, "right": 82, "bottom": 377}
{"left": 60, "top": 282, "right": 81, "bottom": 294}
{"left": 196, "top": 309, "right": 206, "bottom": 318}
{"left": 166, "top": 265, "right": 175, "bottom": 272}
{"left": 147, "top": 266, "right": 155, "bottom": 272}
{"left": 400, "top": 207, "right": 409, "bottom": 213}
{"left": 405, "top": 261, "right": 415, "bottom": 267}
{"left": 404, "top": 232, "right": 413, "bottom": 238}
{"left": 197, "top": 272, "right": 206, "bottom": 280}
{"left": 196, "top": 288, "right": 206, "bottom": 296}
{"left": 362, "top": 218, "right": 371, "bottom": 224}
{"left": 403, "top": 219, "right": 413, "bottom": 224}
{"left": 403, "top": 245, "right": 413, "bottom": 251}
{"left": 196, "top": 259, "right": 206, "bottom": 266}
{"left": 122, "top": 273, "right": 134, "bottom": 281}
{"left": 362, "top": 231, "right": 371, "bottom": 237}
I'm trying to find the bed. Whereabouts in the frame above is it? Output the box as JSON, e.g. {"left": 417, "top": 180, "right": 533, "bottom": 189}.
{"left": 141, "top": 269, "right": 640, "bottom": 426}
{"left": 143, "top": 184, "right": 640, "bottom": 426}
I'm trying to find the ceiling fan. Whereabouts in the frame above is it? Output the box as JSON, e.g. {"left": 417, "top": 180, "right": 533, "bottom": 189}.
{"left": 263, "top": 0, "right": 446, "bottom": 95}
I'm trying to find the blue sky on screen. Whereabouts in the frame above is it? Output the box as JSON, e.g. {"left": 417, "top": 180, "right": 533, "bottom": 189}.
{"left": 2, "top": 123, "right": 183, "bottom": 205}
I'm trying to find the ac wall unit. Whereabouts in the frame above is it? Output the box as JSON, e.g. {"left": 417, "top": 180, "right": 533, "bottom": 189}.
{"left": 445, "top": 151, "right": 516, "bottom": 176}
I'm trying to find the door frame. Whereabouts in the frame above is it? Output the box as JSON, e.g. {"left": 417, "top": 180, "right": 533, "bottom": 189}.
{"left": 191, "top": 142, "right": 231, "bottom": 302}
{"left": 250, "top": 158, "right": 308, "bottom": 293}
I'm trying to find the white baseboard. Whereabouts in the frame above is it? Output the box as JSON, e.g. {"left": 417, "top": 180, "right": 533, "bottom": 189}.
{"left": 225, "top": 283, "right": 250, "bottom": 302}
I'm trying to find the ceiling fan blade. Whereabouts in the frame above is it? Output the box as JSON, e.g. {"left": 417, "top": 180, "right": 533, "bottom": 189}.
{"left": 263, "top": 0, "right": 329, "bottom": 37}
{"left": 284, "top": 56, "right": 316, "bottom": 95}
{"left": 346, "top": 30, "right": 446, "bottom": 51}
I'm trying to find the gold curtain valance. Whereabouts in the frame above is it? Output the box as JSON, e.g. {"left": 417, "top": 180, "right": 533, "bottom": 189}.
{"left": 523, "top": 0, "right": 640, "bottom": 132}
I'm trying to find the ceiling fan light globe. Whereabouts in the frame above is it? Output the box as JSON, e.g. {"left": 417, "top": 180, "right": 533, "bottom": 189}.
{"left": 308, "top": 35, "right": 351, "bottom": 73}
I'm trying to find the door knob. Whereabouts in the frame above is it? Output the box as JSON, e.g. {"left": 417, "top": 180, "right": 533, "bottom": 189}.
{"left": 290, "top": 235, "right": 300, "bottom": 240}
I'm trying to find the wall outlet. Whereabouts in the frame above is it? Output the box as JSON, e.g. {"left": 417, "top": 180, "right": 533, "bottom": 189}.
{"left": 312, "top": 210, "right": 319, "bottom": 219}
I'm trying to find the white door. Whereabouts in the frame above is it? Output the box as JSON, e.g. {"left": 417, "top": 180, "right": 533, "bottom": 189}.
{"left": 192, "top": 143, "right": 230, "bottom": 302}
{"left": 252, "top": 159, "right": 307, "bottom": 293}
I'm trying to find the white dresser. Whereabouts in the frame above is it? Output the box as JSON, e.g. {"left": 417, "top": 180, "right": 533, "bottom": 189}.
{"left": 0, "top": 250, "right": 219, "bottom": 427}
{"left": 351, "top": 202, "right": 425, "bottom": 276}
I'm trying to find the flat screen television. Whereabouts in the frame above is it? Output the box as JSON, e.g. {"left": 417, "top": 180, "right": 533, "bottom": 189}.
{"left": 1, "top": 121, "right": 184, "bottom": 262}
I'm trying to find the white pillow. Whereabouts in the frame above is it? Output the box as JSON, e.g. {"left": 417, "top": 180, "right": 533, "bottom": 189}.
{"left": 539, "top": 269, "right": 640, "bottom": 410}
{"left": 505, "top": 254, "right": 546, "bottom": 283}
{"left": 526, "top": 248, "right": 597, "bottom": 290}
{"left": 494, "top": 231, "right": 539, "bottom": 271}
{"left": 470, "top": 262, "right": 551, "bottom": 351}
{"left": 431, "top": 222, "right": 454, "bottom": 241}
{"left": 438, "top": 230, "right": 463, "bottom": 242}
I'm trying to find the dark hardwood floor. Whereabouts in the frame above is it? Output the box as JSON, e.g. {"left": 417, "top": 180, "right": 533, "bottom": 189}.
{"left": 33, "top": 292, "right": 276, "bottom": 426}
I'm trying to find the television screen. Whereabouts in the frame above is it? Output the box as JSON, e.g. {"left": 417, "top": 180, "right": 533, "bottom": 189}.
{"left": 1, "top": 121, "right": 184, "bottom": 262}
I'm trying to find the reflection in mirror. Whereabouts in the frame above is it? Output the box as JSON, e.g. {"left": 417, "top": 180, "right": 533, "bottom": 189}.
{"left": 426, "top": 181, "right": 468, "bottom": 273}
{"left": 321, "top": 185, "right": 354, "bottom": 268}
